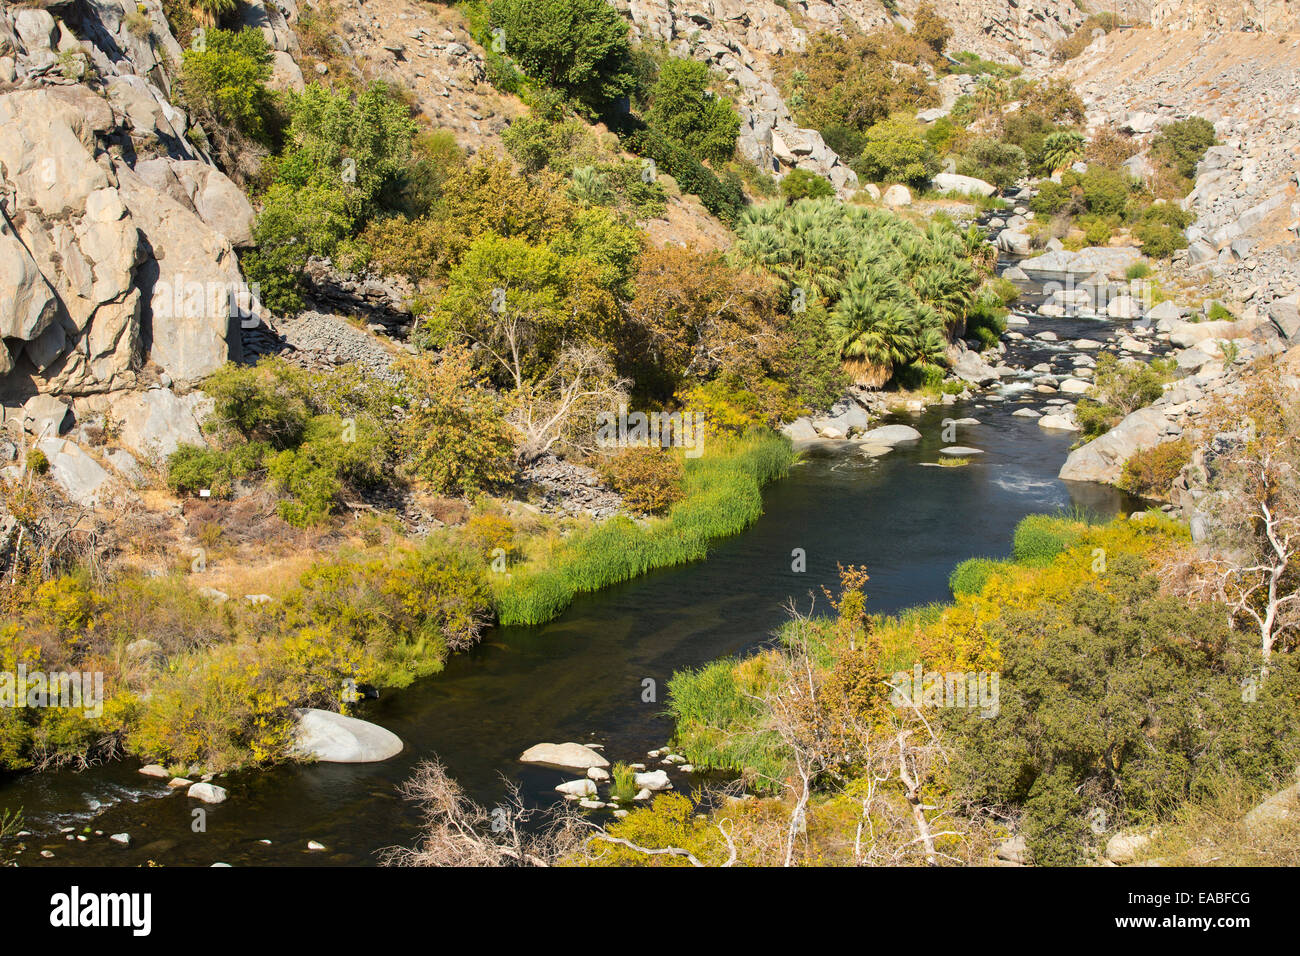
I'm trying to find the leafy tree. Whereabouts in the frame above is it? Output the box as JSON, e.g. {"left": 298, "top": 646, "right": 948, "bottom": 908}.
{"left": 850, "top": 119, "right": 938, "bottom": 187}
{"left": 645, "top": 58, "right": 741, "bottom": 165}
{"left": 423, "top": 234, "right": 614, "bottom": 388}
{"left": 779, "top": 168, "right": 834, "bottom": 202}
{"left": 179, "top": 27, "right": 274, "bottom": 143}
{"left": 397, "top": 347, "right": 517, "bottom": 497}
{"left": 242, "top": 180, "right": 355, "bottom": 313}
{"left": 272, "top": 82, "right": 419, "bottom": 218}
{"left": 488, "top": 0, "right": 636, "bottom": 110}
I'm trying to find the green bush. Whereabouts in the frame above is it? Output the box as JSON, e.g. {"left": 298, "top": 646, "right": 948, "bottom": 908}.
{"left": 955, "top": 138, "right": 1026, "bottom": 190}
{"left": 488, "top": 0, "right": 635, "bottom": 110}
{"left": 1012, "top": 514, "right": 1083, "bottom": 566}
{"left": 165, "top": 443, "right": 266, "bottom": 498}
{"left": 617, "top": 124, "right": 745, "bottom": 221}
{"left": 645, "top": 58, "right": 740, "bottom": 165}
{"left": 179, "top": 27, "right": 275, "bottom": 143}
{"left": 949, "top": 557, "right": 1005, "bottom": 596}
{"left": 850, "top": 119, "right": 938, "bottom": 187}
{"left": 1152, "top": 117, "right": 1217, "bottom": 181}
{"left": 779, "top": 168, "right": 834, "bottom": 202}
{"left": 1133, "top": 203, "right": 1193, "bottom": 259}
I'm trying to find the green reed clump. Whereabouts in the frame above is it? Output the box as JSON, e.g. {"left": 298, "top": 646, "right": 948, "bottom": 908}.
{"left": 493, "top": 432, "right": 795, "bottom": 626}
{"left": 666, "top": 657, "right": 787, "bottom": 792}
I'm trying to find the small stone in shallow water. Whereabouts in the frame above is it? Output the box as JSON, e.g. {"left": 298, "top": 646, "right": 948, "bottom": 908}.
{"left": 109, "top": 833, "right": 130, "bottom": 846}
{"left": 307, "top": 841, "right": 326, "bottom": 851}
{"left": 940, "top": 447, "right": 984, "bottom": 456}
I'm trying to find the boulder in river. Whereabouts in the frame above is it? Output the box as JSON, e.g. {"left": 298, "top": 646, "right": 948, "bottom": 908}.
{"left": 857, "top": 424, "right": 922, "bottom": 445}
{"left": 519, "top": 741, "right": 610, "bottom": 773}
{"left": 634, "top": 769, "right": 673, "bottom": 792}
{"left": 292, "top": 708, "right": 403, "bottom": 763}
{"left": 187, "top": 782, "right": 228, "bottom": 804}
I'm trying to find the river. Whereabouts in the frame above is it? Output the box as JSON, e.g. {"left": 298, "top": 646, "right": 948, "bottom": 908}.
{"left": 0, "top": 300, "right": 1149, "bottom": 866}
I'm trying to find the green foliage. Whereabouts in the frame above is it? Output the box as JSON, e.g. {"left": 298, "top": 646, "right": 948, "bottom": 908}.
{"left": 944, "top": 553, "right": 1300, "bottom": 866}
{"left": 179, "top": 27, "right": 274, "bottom": 142}
{"left": 732, "top": 199, "right": 984, "bottom": 381}
{"left": 397, "top": 348, "right": 517, "bottom": 498}
{"left": 165, "top": 442, "right": 266, "bottom": 498}
{"left": 645, "top": 58, "right": 741, "bottom": 165}
{"left": 1040, "top": 130, "right": 1085, "bottom": 173}
{"left": 666, "top": 656, "right": 787, "bottom": 789}
{"left": 1075, "top": 353, "right": 1176, "bottom": 440}
{"left": 850, "top": 119, "right": 939, "bottom": 187}
{"left": 779, "top": 168, "right": 834, "bottom": 202}
{"left": 616, "top": 123, "right": 745, "bottom": 221}
{"left": 955, "top": 138, "right": 1027, "bottom": 190}
{"left": 1133, "top": 202, "right": 1194, "bottom": 259}
{"left": 1151, "top": 116, "right": 1217, "bottom": 182}
{"left": 948, "top": 557, "right": 1006, "bottom": 596}
{"left": 488, "top": 0, "right": 635, "bottom": 110}
{"left": 493, "top": 433, "right": 794, "bottom": 626}
{"left": 1012, "top": 513, "right": 1083, "bottom": 566}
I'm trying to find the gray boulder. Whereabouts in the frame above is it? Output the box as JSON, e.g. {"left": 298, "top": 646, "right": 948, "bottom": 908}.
{"left": 519, "top": 742, "right": 609, "bottom": 773}
{"left": 857, "top": 424, "right": 922, "bottom": 445}
{"left": 35, "top": 438, "right": 116, "bottom": 508}
{"left": 1059, "top": 406, "right": 1171, "bottom": 485}
{"left": 292, "top": 708, "right": 404, "bottom": 763}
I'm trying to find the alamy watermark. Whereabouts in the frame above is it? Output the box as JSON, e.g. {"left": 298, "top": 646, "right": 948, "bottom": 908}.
{"left": 596, "top": 404, "right": 705, "bottom": 458}
{"left": 889, "top": 664, "right": 1000, "bottom": 718}
{"left": 0, "top": 664, "right": 103, "bottom": 718}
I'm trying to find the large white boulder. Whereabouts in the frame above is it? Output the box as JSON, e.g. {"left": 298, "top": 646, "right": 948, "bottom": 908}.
{"left": 292, "top": 708, "right": 404, "bottom": 763}
{"left": 857, "top": 424, "right": 922, "bottom": 445}
{"left": 931, "top": 173, "right": 996, "bottom": 198}
{"left": 35, "top": 438, "right": 116, "bottom": 508}
{"left": 519, "top": 742, "right": 610, "bottom": 773}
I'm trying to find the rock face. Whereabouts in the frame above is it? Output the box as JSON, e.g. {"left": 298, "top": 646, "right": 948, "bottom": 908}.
{"left": 1060, "top": 406, "right": 1171, "bottom": 485}
{"left": 1055, "top": 27, "right": 1300, "bottom": 313}
{"left": 0, "top": 7, "right": 245, "bottom": 396}
{"left": 292, "top": 708, "right": 404, "bottom": 763}
{"left": 519, "top": 742, "right": 610, "bottom": 773}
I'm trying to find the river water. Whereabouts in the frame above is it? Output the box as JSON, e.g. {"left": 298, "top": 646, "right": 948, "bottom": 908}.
{"left": 1, "top": 301, "right": 1148, "bottom": 867}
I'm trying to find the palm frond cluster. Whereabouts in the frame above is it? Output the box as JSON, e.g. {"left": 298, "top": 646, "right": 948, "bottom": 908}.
{"left": 731, "top": 199, "right": 991, "bottom": 379}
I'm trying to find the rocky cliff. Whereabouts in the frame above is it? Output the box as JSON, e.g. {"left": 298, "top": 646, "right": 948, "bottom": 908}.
{"left": 1054, "top": 27, "right": 1300, "bottom": 312}
{"left": 0, "top": 1, "right": 260, "bottom": 405}
{"left": 1151, "top": 0, "right": 1300, "bottom": 32}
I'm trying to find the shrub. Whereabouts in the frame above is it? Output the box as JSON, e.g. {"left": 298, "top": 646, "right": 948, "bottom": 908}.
{"left": 1119, "top": 439, "right": 1191, "bottom": 499}
{"left": 245, "top": 179, "right": 356, "bottom": 313}
{"left": 956, "top": 138, "right": 1027, "bottom": 190}
{"left": 646, "top": 58, "right": 740, "bottom": 165}
{"left": 1012, "top": 514, "right": 1083, "bottom": 566}
{"left": 1151, "top": 117, "right": 1216, "bottom": 182}
{"left": 165, "top": 443, "right": 265, "bottom": 498}
{"left": 850, "top": 119, "right": 938, "bottom": 187}
{"left": 912, "top": 3, "right": 952, "bottom": 54}
{"left": 397, "top": 348, "right": 517, "bottom": 498}
{"left": 179, "top": 27, "right": 274, "bottom": 142}
{"left": 598, "top": 447, "right": 685, "bottom": 515}
{"left": 779, "top": 168, "right": 834, "bottom": 202}
{"left": 1028, "top": 179, "right": 1075, "bottom": 217}
{"left": 617, "top": 124, "right": 745, "bottom": 221}
{"left": 949, "top": 557, "right": 1005, "bottom": 596}
{"left": 1133, "top": 202, "right": 1193, "bottom": 259}
{"left": 488, "top": 0, "right": 635, "bottom": 110}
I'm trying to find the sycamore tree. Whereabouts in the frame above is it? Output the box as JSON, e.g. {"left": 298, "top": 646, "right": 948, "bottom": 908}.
{"left": 1181, "top": 365, "right": 1300, "bottom": 676}
{"left": 421, "top": 234, "right": 623, "bottom": 462}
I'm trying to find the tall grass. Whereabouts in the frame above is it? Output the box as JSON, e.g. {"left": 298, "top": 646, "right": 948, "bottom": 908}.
{"left": 492, "top": 432, "right": 795, "bottom": 626}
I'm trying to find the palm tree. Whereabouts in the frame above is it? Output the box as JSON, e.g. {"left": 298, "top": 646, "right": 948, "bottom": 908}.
{"left": 1041, "top": 131, "right": 1086, "bottom": 175}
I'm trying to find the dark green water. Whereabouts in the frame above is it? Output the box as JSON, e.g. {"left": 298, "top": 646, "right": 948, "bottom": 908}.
{"left": 1, "top": 309, "right": 1145, "bottom": 867}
